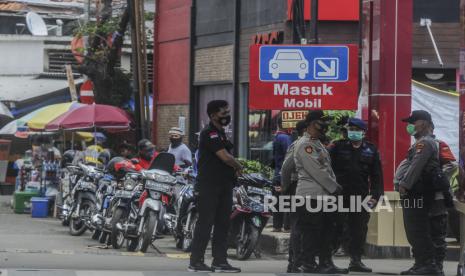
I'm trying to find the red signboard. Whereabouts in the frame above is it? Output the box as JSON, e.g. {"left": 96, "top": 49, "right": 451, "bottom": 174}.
{"left": 249, "top": 44, "right": 358, "bottom": 110}
{"left": 287, "top": 0, "right": 359, "bottom": 21}
{"left": 80, "top": 80, "right": 95, "bottom": 104}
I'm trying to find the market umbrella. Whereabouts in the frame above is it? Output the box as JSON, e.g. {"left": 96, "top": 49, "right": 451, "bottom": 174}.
{"left": 27, "top": 102, "right": 83, "bottom": 131}
{"left": 0, "top": 102, "right": 12, "bottom": 130}
{"left": 45, "top": 104, "right": 132, "bottom": 131}
{"left": 0, "top": 102, "right": 82, "bottom": 135}
{"left": 0, "top": 120, "right": 17, "bottom": 135}
{"left": 0, "top": 102, "right": 12, "bottom": 118}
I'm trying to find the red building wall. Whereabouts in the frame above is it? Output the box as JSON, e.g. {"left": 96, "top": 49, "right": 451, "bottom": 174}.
{"left": 153, "top": 0, "right": 191, "bottom": 144}
{"left": 155, "top": 0, "right": 191, "bottom": 105}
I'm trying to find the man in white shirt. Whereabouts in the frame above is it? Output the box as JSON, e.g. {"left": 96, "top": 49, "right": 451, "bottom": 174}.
{"left": 167, "top": 127, "right": 192, "bottom": 168}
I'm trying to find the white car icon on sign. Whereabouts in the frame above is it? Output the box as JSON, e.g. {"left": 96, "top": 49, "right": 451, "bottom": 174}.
{"left": 269, "top": 49, "right": 309, "bottom": 80}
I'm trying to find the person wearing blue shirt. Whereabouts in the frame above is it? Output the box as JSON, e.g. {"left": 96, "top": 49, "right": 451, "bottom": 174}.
{"left": 272, "top": 117, "right": 292, "bottom": 232}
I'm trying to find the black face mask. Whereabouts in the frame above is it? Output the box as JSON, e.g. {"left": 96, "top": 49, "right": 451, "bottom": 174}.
{"left": 218, "top": 115, "right": 231, "bottom": 126}
{"left": 141, "top": 150, "right": 154, "bottom": 161}
{"left": 316, "top": 122, "right": 329, "bottom": 136}
{"left": 170, "top": 138, "right": 182, "bottom": 147}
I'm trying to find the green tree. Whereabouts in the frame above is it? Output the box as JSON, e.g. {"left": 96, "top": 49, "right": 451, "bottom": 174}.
{"left": 324, "top": 110, "right": 356, "bottom": 141}
{"left": 75, "top": 0, "right": 132, "bottom": 107}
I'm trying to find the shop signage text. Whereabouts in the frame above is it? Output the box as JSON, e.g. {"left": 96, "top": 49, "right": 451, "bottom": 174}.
{"left": 249, "top": 44, "right": 358, "bottom": 110}
{"left": 251, "top": 31, "right": 284, "bottom": 45}
{"left": 282, "top": 110, "right": 308, "bottom": 128}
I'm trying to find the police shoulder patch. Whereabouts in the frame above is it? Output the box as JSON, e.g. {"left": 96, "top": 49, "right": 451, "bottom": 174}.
{"left": 305, "top": 146, "right": 313, "bottom": 154}
{"left": 209, "top": 132, "right": 219, "bottom": 139}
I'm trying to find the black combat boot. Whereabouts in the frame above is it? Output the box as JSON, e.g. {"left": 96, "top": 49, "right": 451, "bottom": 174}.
{"left": 401, "top": 263, "right": 440, "bottom": 275}
{"left": 317, "top": 258, "right": 349, "bottom": 274}
{"left": 348, "top": 256, "right": 373, "bottom": 273}
{"left": 298, "top": 260, "right": 318, "bottom": 273}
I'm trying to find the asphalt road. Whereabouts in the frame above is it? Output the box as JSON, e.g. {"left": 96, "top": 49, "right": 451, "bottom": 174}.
{"left": 0, "top": 196, "right": 460, "bottom": 275}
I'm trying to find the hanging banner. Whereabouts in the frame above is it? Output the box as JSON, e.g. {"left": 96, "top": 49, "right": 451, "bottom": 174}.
{"left": 249, "top": 44, "right": 358, "bottom": 110}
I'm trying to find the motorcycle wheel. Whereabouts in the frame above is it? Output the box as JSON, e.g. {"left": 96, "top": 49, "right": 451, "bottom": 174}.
{"left": 236, "top": 223, "right": 260, "bottom": 260}
{"left": 110, "top": 208, "right": 126, "bottom": 249}
{"left": 138, "top": 210, "right": 158, "bottom": 253}
{"left": 92, "top": 229, "right": 102, "bottom": 240}
{"left": 69, "top": 200, "right": 94, "bottom": 236}
{"left": 62, "top": 218, "right": 70, "bottom": 227}
{"left": 182, "top": 213, "right": 198, "bottom": 252}
{"left": 99, "top": 232, "right": 108, "bottom": 244}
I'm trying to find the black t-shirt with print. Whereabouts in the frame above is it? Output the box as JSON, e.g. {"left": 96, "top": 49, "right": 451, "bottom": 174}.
{"left": 197, "top": 122, "right": 235, "bottom": 184}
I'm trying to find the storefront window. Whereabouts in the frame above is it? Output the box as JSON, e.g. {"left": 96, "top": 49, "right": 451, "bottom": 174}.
{"left": 248, "top": 110, "right": 279, "bottom": 167}
{"left": 197, "top": 84, "right": 234, "bottom": 140}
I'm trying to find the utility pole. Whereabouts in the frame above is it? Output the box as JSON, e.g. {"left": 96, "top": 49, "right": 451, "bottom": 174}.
{"left": 310, "top": 0, "right": 318, "bottom": 44}
{"left": 292, "top": 0, "right": 305, "bottom": 44}
{"left": 129, "top": 0, "right": 149, "bottom": 140}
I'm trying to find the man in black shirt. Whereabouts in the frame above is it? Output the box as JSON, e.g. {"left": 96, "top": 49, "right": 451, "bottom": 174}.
{"left": 329, "top": 118, "right": 383, "bottom": 273}
{"left": 189, "top": 100, "right": 242, "bottom": 273}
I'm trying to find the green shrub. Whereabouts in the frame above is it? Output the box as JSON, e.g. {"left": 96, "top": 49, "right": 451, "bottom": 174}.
{"left": 238, "top": 158, "right": 274, "bottom": 180}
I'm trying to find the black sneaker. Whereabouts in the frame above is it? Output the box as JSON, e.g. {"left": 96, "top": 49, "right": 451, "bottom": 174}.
{"left": 211, "top": 262, "right": 241, "bottom": 273}
{"left": 188, "top": 262, "right": 213, "bottom": 272}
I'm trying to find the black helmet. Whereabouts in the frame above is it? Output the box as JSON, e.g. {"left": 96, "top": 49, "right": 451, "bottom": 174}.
{"left": 61, "top": 150, "right": 75, "bottom": 167}
{"left": 107, "top": 157, "right": 126, "bottom": 179}
{"left": 138, "top": 139, "right": 155, "bottom": 161}
{"left": 137, "top": 139, "right": 155, "bottom": 152}
{"left": 98, "top": 150, "right": 111, "bottom": 166}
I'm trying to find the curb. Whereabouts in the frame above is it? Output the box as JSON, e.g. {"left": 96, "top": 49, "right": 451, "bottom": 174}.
{"left": 259, "top": 230, "right": 461, "bottom": 261}
{"left": 259, "top": 230, "right": 290, "bottom": 255}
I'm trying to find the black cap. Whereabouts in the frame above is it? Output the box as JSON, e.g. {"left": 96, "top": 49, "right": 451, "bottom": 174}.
{"left": 305, "top": 110, "right": 332, "bottom": 124}
{"left": 402, "top": 110, "right": 432, "bottom": 124}
{"left": 348, "top": 118, "right": 367, "bottom": 131}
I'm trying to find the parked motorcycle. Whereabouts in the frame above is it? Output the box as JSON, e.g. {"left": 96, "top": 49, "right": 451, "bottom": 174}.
{"left": 111, "top": 172, "right": 143, "bottom": 250}
{"left": 90, "top": 173, "right": 116, "bottom": 242}
{"left": 104, "top": 157, "right": 143, "bottom": 249}
{"left": 59, "top": 164, "right": 81, "bottom": 226}
{"left": 67, "top": 163, "right": 102, "bottom": 236}
{"left": 128, "top": 167, "right": 176, "bottom": 252}
{"left": 228, "top": 173, "right": 273, "bottom": 260}
{"left": 121, "top": 153, "right": 177, "bottom": 253}
{"left": 172, "top": 169, "right": 197, "bottom": 252}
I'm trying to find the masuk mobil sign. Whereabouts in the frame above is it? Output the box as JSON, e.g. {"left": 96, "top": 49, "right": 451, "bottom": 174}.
{"left": 249, "top": 44, "right": 358, "bottom": 110}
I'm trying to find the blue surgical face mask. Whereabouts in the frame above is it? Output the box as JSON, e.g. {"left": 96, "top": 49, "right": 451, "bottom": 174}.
{"left": 347, "top": 130, "right": 364, "bottom": 141}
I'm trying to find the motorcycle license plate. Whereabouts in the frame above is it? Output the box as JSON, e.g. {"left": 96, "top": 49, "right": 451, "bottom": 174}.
{"left": 115, "top": 190, "right": 132, "bottom": 198}
{"left": 247, "top": 186, "right": 271, "bottom": 196}
{"left": 146, "top": 180, "right": 172, "bottom": 194}
{"left": 78, "top": 182, "right": 95, "bottom": 190}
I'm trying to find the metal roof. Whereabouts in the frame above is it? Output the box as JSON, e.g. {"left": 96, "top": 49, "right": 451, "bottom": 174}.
{"left": 0, "top": 75, "right": 81, "bottom": 102}
{"left": 0, "top": 2, "right": 26, "bottom": 12}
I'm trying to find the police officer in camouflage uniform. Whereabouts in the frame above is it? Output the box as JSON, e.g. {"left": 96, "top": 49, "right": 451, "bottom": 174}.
{"left": 397, "top": 110, "right": 449, "bottom": 276}
{"left": 281, "top": 120, "right": 307, "bottom": 273}
{"left": 329, "top": 118, "right": 383, "bottom": 273}
{"left": 293, "top": 110, "right": 348, "bottom": 274}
